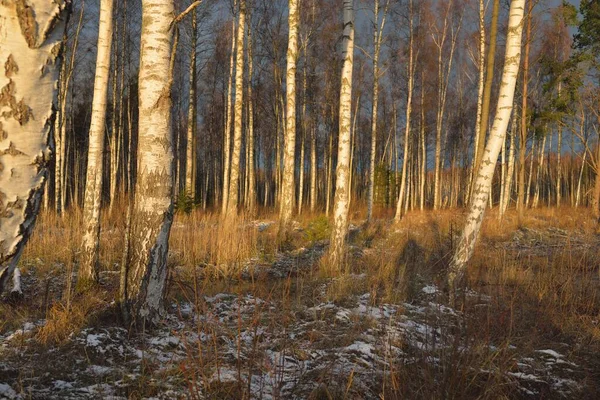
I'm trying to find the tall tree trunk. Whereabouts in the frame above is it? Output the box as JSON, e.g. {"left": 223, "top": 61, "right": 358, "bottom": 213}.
{"left": 226, "top": 0, "right": 246, "bottom": 219}
{"left": 247, "top": 19, "right": 256, "bottom": 215}
{"left": 500, "top": 105, "right": 517, "bottom": 218}
{"left": 125, "top": 0, "right": 175, "bottom": 323}
{"left": 0, "top": 0, "right": 70, "bottom": 294}
{"left": 367, "top": 0, "right": 389, "bottom": 222}
{"left": 221, "top": 12, "right": 237, "bottom": 215}
{"left": 310, "top": 126, "right": 317, "bottom": 213}
{"left": 518, "top": 0, "right": 533, "bottom": 219}
{"left": 186, "top": 6, "right": 197, "bottom": 198}
{"left": 279, "top": 0, "right": 299, "bottom": 232}
{"left": 469, "top": 0, "right": 487, "bottom": 202}
{"left": 447, "top": 0, "right": 524, "bottom": 303}
{"left": 472, "top": 0, "right": 499, "bottom": 199}
{"left": 419, "top": 71, "right": 426, "bottom": 211}
{"left": 80, "top": 0, "right": 114, "bottom": 284}
{"left": 395, "top": 0, "right": 415, "bottom": 222}
{"left": 329, "top": 0, "right": 354, "bottom": 271}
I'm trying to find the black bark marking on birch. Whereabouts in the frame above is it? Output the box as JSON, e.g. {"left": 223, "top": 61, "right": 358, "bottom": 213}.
{"left": 0, "top": 122, "right": 7, "bottom": 141}
{"left": 4, "top": 55, "right": 18, "bottom": 78}
{"left": 15, "top": 0, "right": 38, "bottom": 48}
{"left": 0, "top": 80, "right": 33, "bottom": 124}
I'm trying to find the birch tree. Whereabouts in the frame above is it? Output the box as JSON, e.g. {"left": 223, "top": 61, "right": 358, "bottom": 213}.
{"left": 79, "top": 0, "right": 115, "bottom": 285}
{"left": 124, "top": 0, "right": 175, "bottom": 323}
{"left": 447, "top": 0, "right": 525, "bottom": 302}
{"left": 185, "top": 6, "right": 198, "bottom": 198}
{"left": 279, "top": 0, "right": 300, "bottom": 233}
{"left": 367, "top": 0, "right": 389, "bottom": 222}
{"left": 0, "top": 0, "right": 70, "bottom": 294}
{"left": 329, "top": 0, "right": 354, "bottom": 271}
{"left": 395, "top": 0, "right": 416, "bottom": 222}
{"left": 226, "top": 0, "right": 246, "bottom": 218}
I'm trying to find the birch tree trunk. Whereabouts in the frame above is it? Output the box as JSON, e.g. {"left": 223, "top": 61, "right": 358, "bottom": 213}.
{"left": 125, "top": 0, "right": 175, "bottom": 323}
{"left": 367, "top": 0, "right": 388, "bottom": 222}
{"left": 472, "top": 0, "right": 499, "bottom": 199}
{"left": 221, "top": 13, "right": 236, "bottom": 215}
{"left": 518, "top": 0, "right": 533, "bottom": 219}
{"left": 247, "top": 19, "right": 256, "bottom": 214}
{"left": 0, "top": 0, "right": 70, "bottom": 294}
{"left": 394, "top": 0, "right": 415, "bottom": 222}
{"left": 500, "top": 105, "right": 517, "bottom": 218}
{"left": 185, "top": 6, "right": 197, "bottom": 198}
{"left": 79, "top": 0, "right": 114, "bottom": 285}
{"left": 329, "top": 0, "right": 354, "bottom": 271}
{"left": 225, "top": 0, "right": 246, "bottom": 219}
{"left": 310, "top": 126, "right": 317, "bottom": 213}
{"left": 447, "top": 0, "right": 525, "bottom": 303}
{"left": 279, "top": 0, "right": 299, "bottom": 232}
{"left": 469, "top": 0, "right": 487, "bottom": 201}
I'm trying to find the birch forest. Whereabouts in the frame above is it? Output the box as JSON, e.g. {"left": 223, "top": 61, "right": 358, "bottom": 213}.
{"left": 2, "top": 0, "right": 600, "bottom": 398}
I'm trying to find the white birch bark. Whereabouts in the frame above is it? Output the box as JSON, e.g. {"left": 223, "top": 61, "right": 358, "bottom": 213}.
{"left": 310, "top": 125, "right": 317, "bottom": 213}
{"left": 279, "top": 0, "right": 300, "bottom": 232}
{"left": 329, "top": 0, "right": 354, "bottom": 271}
{"left": 394, "top": 0, "right": 415, "bottom": 222}
{"left": 500, "top": 106, "right": 517, "bottom": 218}
{"left": 247, "top": 19, "right": 256, "bottom": 214}
{"left": 126, "top": 0, "right": 175, "bottom": 323}
{"left": 367, "top": 0, "right": 388, "bottom": 222}
{"left": 221, "top": 12, "right": 237, "bottom": 215}
{"left": 185, "top": 6, "right": 197, "bottom": 198}
{"left": 80, "top": 0, "right": 114, "bottom": 285}
{"left": 447, "top": 0, "right": 525, "bottom": 301}
{"left": 469, "top": 0, "right": 486, "bottom": 203}
{"left": 0, "top": 0, "right": 69, "bottom": 294}
{"left": 226, "top": 0, "right": 246, "bottom": 219}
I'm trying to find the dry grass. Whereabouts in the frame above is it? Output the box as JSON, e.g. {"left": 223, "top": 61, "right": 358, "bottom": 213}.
{"left": 4, "top": 204, "right": 600, "bottom": 398}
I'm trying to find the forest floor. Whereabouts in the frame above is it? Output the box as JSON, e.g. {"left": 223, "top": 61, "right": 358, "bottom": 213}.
{"left": 1, "top": 207, "right": 600, "bottom": 399}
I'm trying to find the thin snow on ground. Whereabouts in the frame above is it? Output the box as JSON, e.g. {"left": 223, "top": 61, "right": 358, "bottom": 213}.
{"left": 0, "top": 284, "right": 584, "bottom": 399}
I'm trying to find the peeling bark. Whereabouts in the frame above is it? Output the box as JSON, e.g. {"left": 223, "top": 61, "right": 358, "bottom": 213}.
{"left": 0, "top": 0, "right": 70, "bottom": 294}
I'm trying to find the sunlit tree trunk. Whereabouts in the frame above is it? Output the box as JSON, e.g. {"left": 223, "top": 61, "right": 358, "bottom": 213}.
{"left": 500, "top": 105, "right": 517, "bottom": 218}
{"left": 247, "top": 19, "right": 256, "bottom": 214}
{"left": 80, "top": 0, "right": 115, "bottom": 285}
{"left": 310, "top": 126, "right": 317, "bottom": 213}
{"left": 367, "top": 0, "right": 388, "bottom": 222}
{"left": 518, "top": 0, "right": 533, "bottom": 219}
{"left": 222, "top": 11, "right": 236, "bottom": 215}
{"left": 186, "top": 6, "right": 197, "bottom": 198}
{"left": 0, "top": 0, "right": 70, "bottom": 294}
{"left": 125, "top": 0, "right": 175, "bottom": 323}
{"left": 395, "top": 0, "right": 415, "bottom": 222}
{"left": 469, "top": 0, "right": 487, "bottom": 202}
{"left": 279, "top": 0, "right": 299, "bottom": 232}
{"left": 329, "top": 0, "right": 354, "bottom": 271}
{"left": 472, "top": 0, "right": 499, "bottom": 202}
{"left": 226, "top": 0, "right": 246, "bottom": 219}
{"left": 447, "top": 0, "right": 524, "bottom": 303}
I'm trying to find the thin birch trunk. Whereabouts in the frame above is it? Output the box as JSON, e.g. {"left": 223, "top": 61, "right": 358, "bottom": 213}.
{"left": 247, "top": 19, "right": 256, "bottom": 214}
{"left": 80, "top": 0, "right": 115, "bottom": 285}
{"left": 185, "top": 6, "right": 197, "bottom": 198}
{"left": 329, "top": 0, "right": 354, "bottom": 271}
{"left": 500, "top": 106, "right": 517, "bottom": 218}
{"left": 310, "top": 125, "right": 317, "bottom": 213}
{"left": 395, "top": 0, "right": 415, "bottom": 222}
{"left": 447, "top": 0, "right": 524, "bottom": 302}
{"left": 518, "top": 0, "right": 533, "bottom": 218}
{"left": 222, "top": 11, "right": 237, "bottom": 215}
